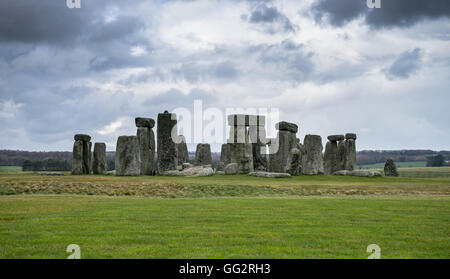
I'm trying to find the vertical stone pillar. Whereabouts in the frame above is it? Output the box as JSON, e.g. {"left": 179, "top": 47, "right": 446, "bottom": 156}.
{"left": 115, "top": 136, "right": 141, "bottom": 176}
{"left": 136, "top": 117, "right": 155, "bottom": 175}
{"left": 268, "top": 121, "right": 298, "bottom": 173}
{"left": 195, "top": 143, "right": 212, "bottom": 166}
{"left": 177, "top": 135, "right": 189, "bottom": 165}
{"left": 301, "top": 134, "right": 324, "bottom": 175}
{"left": 344, "top": 133, "right": 357, "bottom": 171}
{"left": 248, "top": 115, "right": 267, "bottom": 171}
{"left": 72, "top": 134, "right": 91, "bottom": 175}
{"left": 217, "top": 143, "right": 231, "bottom": 171}
{"left": 226, "top": 114, "right": 254, "bottom": 174}
{"left": 324, "top": 135, "right": 344, "bottom": 174}
{"left": 93, "top": 142, "right": 107, "bottom": 174}
{"left": 157, "top": 111, "right": 178, "bottom": 173}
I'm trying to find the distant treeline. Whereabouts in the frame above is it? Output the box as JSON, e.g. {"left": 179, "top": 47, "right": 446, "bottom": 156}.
{"left": 357, "top": 150, "right": 450, "bottom": 165}
{"left": 1, "top": 149, "right": 449, "bottom": 170}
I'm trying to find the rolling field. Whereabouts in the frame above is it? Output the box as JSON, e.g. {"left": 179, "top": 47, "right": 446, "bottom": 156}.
{"left": 360, "top": 161, "right": 427, "bottom": 169}
{"left": 0, "top": 172, "right": 449, "bottom": 259}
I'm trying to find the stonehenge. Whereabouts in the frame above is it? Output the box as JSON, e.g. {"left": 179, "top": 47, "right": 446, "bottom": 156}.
{"left": 195, "top": 143, "right": 212, "bottom": 166}
{"left": 93, "top": 142, "right": 106, "bottom": 174}
{"left": 157, "top": 111, "right": 178, "bottom": 173}
{"left": 302, "top": 135, "right": 324, "bottom": 175}
{"left": 384, "top": 158, "right": 399, "bottom": 177}
{"left": 72, "top": 134, "right": 92, "bottom": 175}
{"left": 72, "top": 110, "right": 361, "bottom": 178}
{"left": 136, "top": 117, "right": 155, "bottom": 175}
{"left": 115, "top": 136, "right": 141, "bottom": 176}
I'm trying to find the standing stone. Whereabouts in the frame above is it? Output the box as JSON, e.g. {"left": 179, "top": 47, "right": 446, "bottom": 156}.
{"left": 72, "top": 134, "right": 91, "bottom": 175}
{"left": 337, "top": 139, "right": 347, "bottom": 171}
{"left": 302, "top": 135, "right": 324, "bottom": 175}
{"left": 72, "top": 140, "right": 84, "bottom": 175}
{"left": 323, "top": 135, "right": 344, "bottom": 175}
{"left": 248, "top": 115, "right": 267, "bottom": 171}
{"left": 217, "top": 144, "right": 231, "bottom": 171}
{"left": 344, "top": 133, "right": 357, "bottom": 171}
{"left": 287, "top": 146, "right": 302, "bottom": 175}
{"left": 115, "top": 136, "right": 141, "bottom": 176}
{"left": 157, "top": 111, "right": 178, "bottom": 173}
{"left": 384, "top": 158, "right": 399, "bottom": 177}
{"left": 177, "top": 135, "right": 189, "bottom": 165}
{"left": 195, "top": 143, "right": 212, "bottom": 166}
{"left": 229, "top": 143, "right": 254, "bottom": 173}
{"left": 268, "top": 122, "right": 298, "bottom": 173}
{"left": 93, "top": 143, "right": 107, "bottom": 174}
{"left": 226, "top": 114, "right": 254, "bottom": 174}
{"left": 136, "top": 117, "right": 155, "bottom": 175}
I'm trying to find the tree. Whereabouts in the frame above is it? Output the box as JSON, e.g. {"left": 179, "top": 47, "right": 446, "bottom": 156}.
{"left": 426, "top": 155, "right": 445, "bottom": 167}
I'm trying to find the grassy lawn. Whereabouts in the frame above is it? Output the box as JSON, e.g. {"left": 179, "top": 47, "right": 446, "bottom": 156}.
{"left": 0, "top": 166, "right": 22, "bottom": 173}
{"left": 0, "top": 173, "right": 449, "bottom": 197}
{"left": 360, "top": 161, "right": 427, "bottom": 169}
{"left": 0, "top": 195, "right": 448, "bottom": 259}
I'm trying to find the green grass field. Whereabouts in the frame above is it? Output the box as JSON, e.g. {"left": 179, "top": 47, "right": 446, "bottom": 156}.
{"left": 0, "top": 172, "right": 449, "bottom": 259}
{"left": 360, "top": 161, "right": 427, "bottom": 169}
{"left": 0, "top": 166, "right": 22, "bottom": 173}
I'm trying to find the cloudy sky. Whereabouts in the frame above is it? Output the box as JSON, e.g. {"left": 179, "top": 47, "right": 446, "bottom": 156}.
{"left": 0, "top": 0, "right": 449, "bottom": 152}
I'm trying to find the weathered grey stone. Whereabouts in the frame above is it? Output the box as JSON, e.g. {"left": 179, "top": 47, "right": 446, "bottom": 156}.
{"left": 227, "top": 114, "right": 265, "bottom": 127}
{"left": 157, "top": 111, "right": 178, "bottom": 173}
{"left": 177, "top": 135, "right": 189, "bottom": 165}
{"left": 333, "top": 170, "right": 381, "bottom": 177}
{"left": 323, "top": 140, "right": 339, "bottom": 175}
{"left": 249, "top": 172, "right": 291, "bottom": 178}
{"left": 344, "top": 139, "right": 357, "bottom": 171}
{"left": 163, "top": 166, "right": 214, "bottom": 177}
{"left": 195, "top": 143, "right": 212, "bottom": 166}
{"left": 82, "top": 141, "right": 92, "bottom": 174}
{"left": 182, "top": 162, "right": 194, "bottom": 170}
{"left": 269, "top": 130, "right": 299, "bottom": 173}
{"left": 333, "top": 170, "right": 352, "bottom": 176}
{"left": 327, "top": 135, "right": 345, "bottom": 142}
{"left": 345, "top": 133, "right": 357, "bottom": 140}
{"left": 287, "top": 147, "right": 302, "bottom": 175}
{"left": 135, "top": 117, "right": 155, "bottom": 128}
{"left": 93, "top": 142, "right": 106, "bottom": 174}
{"left": 351, "top": 170, "right": 381, "bottom": 177}
{"left": 115, "top": 136, "right": 141, "bottom": 176}
{"left": 74, "top": 134, "right": 91, "bottom": 142}
{"left": 224, "top": 163, "right": 238, "bottom": 175}
{"left": 229, "top": 143, "right": 254, "bottom": 174}
{"left": 217, "top": 144, "right": 231, "bottom": 171}
{"left": 216, "top": 171, "right": 225, "bottom": 175}
{"left": 249, "top": 125, "right": 267, "bottom": 171}
{"left": 275, "top": 121, "right": 298, "bottom": 133}
{"left": 337, "top": 140, "right": 347, "bottom": 171}
{"left": 302, "top": 135, "right": 324, "bottom": 175}
{"left": 384, "top": 158, "right": 399, "bottom": 177}
{"left": 72, "top": 140, "right": 84, "bottom": 175}
{"left": 137, "top": 127, "right": 155, "bottom": 175}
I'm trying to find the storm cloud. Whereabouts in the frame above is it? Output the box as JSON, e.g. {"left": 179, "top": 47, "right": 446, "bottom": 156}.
{"left": 0, "top": 0, "right": 449, "bottom": 151}
{"left": 312, "top": 0, "right": 450, "bottom": 28}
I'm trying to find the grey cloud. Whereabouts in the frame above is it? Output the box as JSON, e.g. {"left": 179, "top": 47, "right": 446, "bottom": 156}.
{"left": 256, "top": 40, "right": 314, "bottom": 82}
{"left": 385, "top": 48, "right": 422, "bottom": 80}
{"left": 245, "top": 4, "right": 295, "bottom": 33}
{"left": 144, "top": 88, "right": 218, "bottom": 111}
{"left": 312, "top": 0, "right": 450, "bottom": 29}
